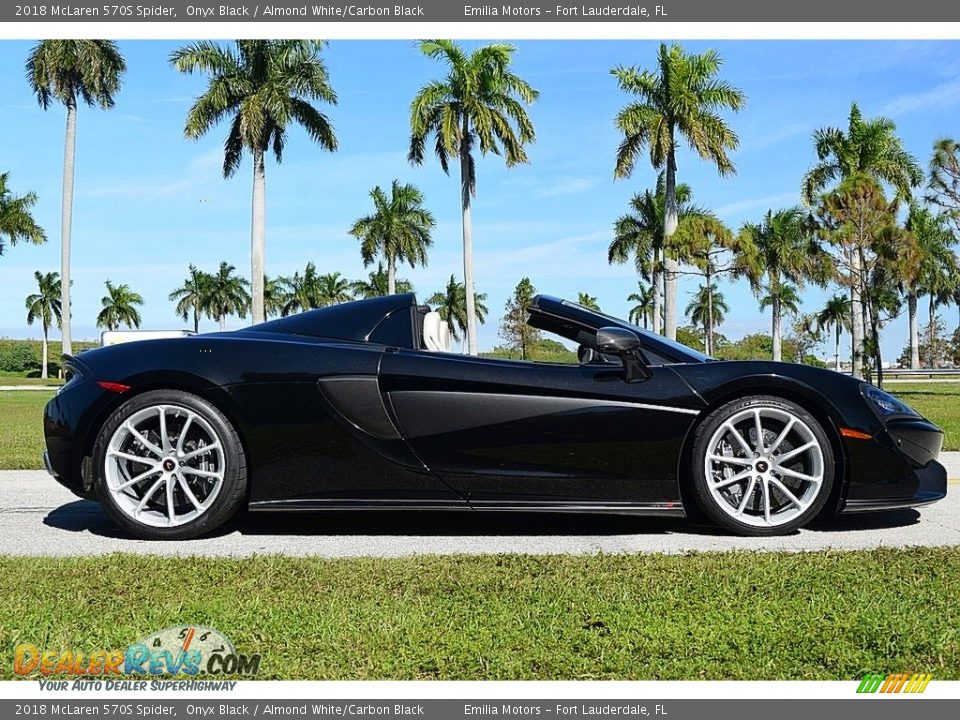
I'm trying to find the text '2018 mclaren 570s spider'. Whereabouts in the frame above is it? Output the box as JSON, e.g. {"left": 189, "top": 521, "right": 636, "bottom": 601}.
{"left": 43, "top": 293, "right": 946, "bottom": 539}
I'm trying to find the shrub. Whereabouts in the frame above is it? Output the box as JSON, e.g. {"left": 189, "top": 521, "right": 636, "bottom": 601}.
{"left": 0, "top": 345, "right": 40, "bottom": 373}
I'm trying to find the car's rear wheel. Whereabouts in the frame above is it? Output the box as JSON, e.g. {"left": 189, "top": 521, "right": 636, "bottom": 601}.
{"left": 92, "top": 390, "right": 247, "bottom": 540}
{"left": 691, "top": 395, "right": 834, "bottom": 536}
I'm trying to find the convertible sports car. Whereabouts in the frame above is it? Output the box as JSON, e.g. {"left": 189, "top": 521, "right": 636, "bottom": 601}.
{"left": 43, "top": 293, "right": 946, "bottom": 540}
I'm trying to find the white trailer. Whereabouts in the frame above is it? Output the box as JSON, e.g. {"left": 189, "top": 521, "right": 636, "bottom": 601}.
{"left": 100, "top": 330, "right": 195, "bottom": 347}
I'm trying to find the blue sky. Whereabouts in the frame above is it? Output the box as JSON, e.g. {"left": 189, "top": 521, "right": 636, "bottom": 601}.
{"left": 1, "top": 39, "right": 959, "bottom": 357}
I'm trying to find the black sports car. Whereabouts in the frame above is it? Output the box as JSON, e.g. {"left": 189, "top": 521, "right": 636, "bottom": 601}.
{"left": 43, "top": 293, "right": 946, "bottom": 539}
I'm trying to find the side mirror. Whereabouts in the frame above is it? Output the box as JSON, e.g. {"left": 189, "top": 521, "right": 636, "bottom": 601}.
{"left": 596, "top": 326, "right": 641, "bottom": 354}
{"left": 595, "top": 327, "right": 650, "bottom": 382}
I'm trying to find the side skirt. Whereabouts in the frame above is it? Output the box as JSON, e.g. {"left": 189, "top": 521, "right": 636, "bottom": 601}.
{"left": 249, "top": 499, "right": 467, "bottom": 512}
{"left": 470, "top": 501, "right": 685, "bottom": 517}
{"left": 249, "top": 499, "right": 686, "bottom": 517}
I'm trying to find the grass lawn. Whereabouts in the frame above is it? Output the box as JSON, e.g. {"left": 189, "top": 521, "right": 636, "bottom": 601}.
{"left": 0, "top": 383, "right": 957, "bottom": 470}
{"left": 1, "top": 549, "right": 958, "bottom": 680}
{"left": 0, "top": 376, "right": 63, "bottom": 387}
{"left": 887, "top": 382, "right": 960, "bottom": 451}
{"left": 0, "top": 391, "right": 51, "bottom": 470}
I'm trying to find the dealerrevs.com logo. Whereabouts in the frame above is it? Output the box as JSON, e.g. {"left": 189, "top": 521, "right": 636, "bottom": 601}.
{"left": 14, "top": 626, "right": 260, "bottom": 678}
{"left": 857, "top": 672, "right": 933, "bottom": 694}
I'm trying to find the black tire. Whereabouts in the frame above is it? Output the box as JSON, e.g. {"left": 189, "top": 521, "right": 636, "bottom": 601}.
{"left": 690, "top": 395, "right": 834, "bottom": 537}
{"left": 92, "top": 389, "right": 247, "bottom": 540}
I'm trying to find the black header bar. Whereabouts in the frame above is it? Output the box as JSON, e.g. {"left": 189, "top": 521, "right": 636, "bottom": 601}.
{"left": 5, "top": 0, "right": 960, "bottom": 23}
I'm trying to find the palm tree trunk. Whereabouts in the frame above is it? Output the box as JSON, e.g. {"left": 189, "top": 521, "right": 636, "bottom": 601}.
{"left": 869, "top": 298, "right": 883, "bottom": 388}
{"left": 662, "top": 151, "right": 679, "bottom": 341}
{"left": 219, "top": 314, "right": 226, "bottom": 333}
{"left": 651, "top": 257, "right": 662, "bottom": 335}
{"left": 41, "top": 326, "right": 49, "bottom": 380}
{"left": 250, "top": 148, "right": 266, "bottom": 325}
{"left": 834, "top": 326, "right": 841, "bottom": 373}
{"left": 387, "top": 256, "right": 397, "bottom": 296}
{"left": 908, "top": 291, "right": 920, "bottom": 369}
{"left": 706, "top": 269, "right": 714, "bottom": 356}
{"left": 929, "top": 295, "right": 937, "bottom": 368}
{"left": 460, "top": 140, "right": 478, "bottom": 356}
{"left": 850, "top": 247, "right": 864, "bottom": 379}
{"left": 193, "top": 303, "right": 200, "bottom": 334}
{"left": 772, "top": 297, "right": 782, "bottom": 362}
{"left": 60, "top": 100, "right": 77, "bottom": 358}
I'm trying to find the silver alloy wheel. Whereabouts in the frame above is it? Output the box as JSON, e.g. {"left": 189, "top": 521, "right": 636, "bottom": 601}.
{"left": 104, "top": 404, "right": 226, "bottom": 528}
{"left": 703, "top": 405, "right": 825, "bottom": 528}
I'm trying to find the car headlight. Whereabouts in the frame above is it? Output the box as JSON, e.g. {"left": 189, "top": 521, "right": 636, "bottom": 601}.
{"left": 861, "top": 385, "right": 919, "bottom": 418}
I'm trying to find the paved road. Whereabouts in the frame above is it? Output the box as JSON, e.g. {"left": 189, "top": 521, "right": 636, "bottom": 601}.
{"left": 1, "top": 469, "right": 958, "bottom": 558}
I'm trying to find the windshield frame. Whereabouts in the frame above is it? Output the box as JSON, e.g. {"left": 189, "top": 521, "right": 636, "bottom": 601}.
{"left": 530, "top": 296, "right": 712, "bottom": 365}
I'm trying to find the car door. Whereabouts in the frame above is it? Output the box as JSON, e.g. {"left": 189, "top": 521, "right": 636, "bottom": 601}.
{"left": 379, "top": 349, "right": 705, "bottom": 508}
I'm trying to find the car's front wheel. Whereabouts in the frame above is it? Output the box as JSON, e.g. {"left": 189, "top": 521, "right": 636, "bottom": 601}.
{"left": 92, "top": 389, "right": 247, "bottom": 540}
{"left": 691, "top": 395, "right": 834, "bottom": 536}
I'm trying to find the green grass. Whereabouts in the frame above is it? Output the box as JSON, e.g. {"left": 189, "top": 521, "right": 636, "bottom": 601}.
{"left": 888, "top": 383, "right": 960, "bottom": 451}
{"left": 1, "top": 549, "right": 958, "bottom": 680}
{"left": 0, "top": 372, "right": 63, "bottom": 387}
{"left": 0, "top": 391, "right": 51, "bottom": 469}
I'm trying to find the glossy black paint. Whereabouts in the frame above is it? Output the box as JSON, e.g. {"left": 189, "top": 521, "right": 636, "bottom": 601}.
{"left": 43, "top": 293, "right": 946, "bottom": 519}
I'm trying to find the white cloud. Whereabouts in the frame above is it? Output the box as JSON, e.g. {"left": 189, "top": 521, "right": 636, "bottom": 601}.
{"left": 78, "top": 148, "right": 225, "bottom": 199}
{"left": 742, "top": 122, "right": 809, "bottom": 152}
{"left": 882, "top": 79, "right": 960, "bottom": 117}
{"left": 473, "top": 229, "right": 622, "bottom": 282}
{"left": 535, "top": 176, "right": 601, "bottom": 198}
{"left": 715, "top": 191, "right": 799, "bottom": 218}
{"left": 497, "top": 175, "right": 602, "bottom": 200}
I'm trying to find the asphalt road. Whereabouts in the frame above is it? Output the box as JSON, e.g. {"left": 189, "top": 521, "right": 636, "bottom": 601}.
{"left": 1, "top": 469, "right": 959, "bottom": 557}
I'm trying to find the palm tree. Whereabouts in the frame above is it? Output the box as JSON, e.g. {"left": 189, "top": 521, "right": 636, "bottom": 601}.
{"left": 172, "top": 40, "right": 338, "bottom": 325}
{"left": 27, "top": 40, "right": 126, "bottom": 358}
{"left": 263, "top": 274, "right": 289, "bottom": 319}
{"left": 427, "top": 275, "right": 489, "bottom": 345}
{"left": 409, "top": 40, "right": 538, "bottom": 356}
{"left": 0, "top": 173, "right": 46, "bottom": 255}
{"left": 281, "top": 262, "right": 324, "bottom": 316}
{"left": 918, "top": 242, "right": 960, "bottom": 369}
{"left": 317, "top": 272, "right": 353, "bottom": 306}
{"left": 349, "top": 180, "right": 435, "bottom": 294}
{"left": 25, "top": 271, "right": 62, "bottom": 379}
{"left": 902, "top": 205, "right": 955, "bottom": 369}
{"left": 351, "top": 263, "right": 414, "bottom": 299}
{"left": 802, "top": 102, "right": 922, "bottom": 379}
{"left": 928, "top": 137, "right": 960, "bottom": 230}
{"left": 627, "top": 282, "right": 655, "bottom": 329}
{"left": 816, "top": 294, "right": 851, "bottom": 372}
{"left": 803, "top": 103, "right": 923, "bottom": 205}
{"left": 96, "top": 281, "right": 143, "bottom": 332}
{"left": 169, "top": 265, "right": 212, "bottom": 333}
{"left": 577, "top": 293, "right": 601, "bottom": 312}
{"left": 612, "top": 42, "right": 745, "bottom": 342}
{"left": 201, "top": 261, "right": 250, "bottom": 331}
{"left": 758, "top": 283, "right": 801, "bottom": 358}
{"left": 609, "top": 174, "right": 712, "bottom": 335}
{"left": 740, "top": 208, "right": 824, "bottom": 361}
{"left": 685, "top": 283, "right": 728, "bottom": 354}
